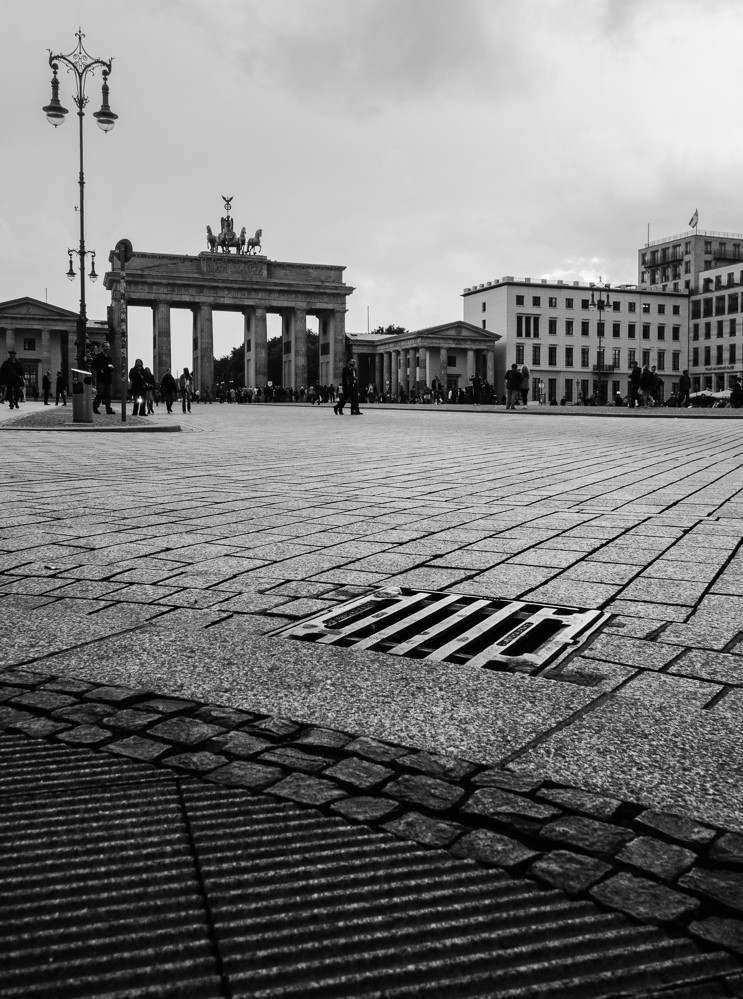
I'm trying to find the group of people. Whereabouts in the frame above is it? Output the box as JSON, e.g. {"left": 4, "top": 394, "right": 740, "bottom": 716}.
{"left": 505, "top": 364, "right": 532, "bottom": 410}
{"left": 0, "top": 350, "right": 68, "bottom": 408}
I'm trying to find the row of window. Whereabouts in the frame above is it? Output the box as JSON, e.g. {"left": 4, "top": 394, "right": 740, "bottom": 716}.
{"left": 692, "top": 345, "right": 738, "bottom": 366}
{"left": 515, "top": 316, "right": 681, "bottom": 340}
{"left": 702, "top": 272, "right": 743, "bottom": 291}
{"left": 692, "top": 321, "right": 738, "bottom": 340}
{"left": 691, "top": 294, "right": 741, "bottom": 319}
{"left": 514, "top": 344, "right": 681, "bottom": 371}
{"left": 642, "top": 241, "right": 742, "bottom": 266}
{"left": 507, "top": 295, "right": 681, "bottom": 315}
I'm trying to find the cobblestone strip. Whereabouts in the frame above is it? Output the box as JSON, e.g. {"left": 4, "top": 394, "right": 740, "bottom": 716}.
{"left": 1, "top": 665, "right": 742, "bottom": 967}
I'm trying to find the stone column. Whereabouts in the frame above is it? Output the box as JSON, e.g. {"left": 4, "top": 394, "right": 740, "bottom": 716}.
{"left": 41, "top": 329, "right": 52, "bottom": 381}
{"left": 194, "top": 303, "right": 214, "bottom": 397}
{"left": 293, "top": 307, "right": 307, "bottom": 391}
{"left": 418, "top": 347, "right": 427, "bottom": 393}
{"left": 467, "top": 349, "right": 476, "bottom": 379}
{"left": 398, "top": 349, "right": 407, "bottom": 394}
{"left": 243, "top": 310, "right": 251, "bottom": 387}
{"left": 252, "top": 307, "right": 268, "bottom": 389}
{"left": 5, "top": 328, "right": 15, "bottom": 354}
{"left": 440, "top": 346, "right": 448, "bottom": 393}
{"left": 375, "top": 353, "right": 383, "bottom": 394}
{"left": 153, "top": 302, "right": 171, "bottom": 383}
{"left": 383, "top": 352, "right": 391, "bottom": 397}
{"left": 332, "top": 309, "right": 346, "bottom": 386}
{"left": 486, "top": 350, "right": 495, "bottom": 386}
{"left": 391, "top": 350, "right": 399, "bottom": 397}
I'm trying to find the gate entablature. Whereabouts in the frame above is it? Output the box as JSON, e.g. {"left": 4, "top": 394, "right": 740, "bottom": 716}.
{"left": 104, "top": 250, "right": 353, "bottom": 394}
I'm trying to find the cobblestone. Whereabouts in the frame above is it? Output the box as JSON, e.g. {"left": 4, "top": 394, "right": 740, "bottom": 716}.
{"left": 539, "top": 815, "right": 635, "bottom": 857}
{"left": 529, "top": 850, "right": 612, "bottom": 895}
{"left": 590, "top": 871, "right": 701, "bottom": 924}
{"left": 384, "top": 774, "right": 466, "bottom": 812}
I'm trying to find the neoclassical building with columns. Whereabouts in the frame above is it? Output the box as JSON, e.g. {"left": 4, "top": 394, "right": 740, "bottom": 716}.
{"left": 0, "top": 297, "right": 108, "bottom": 391}
{"left": 346, "top": 322, "right": 501, "bottom": 397}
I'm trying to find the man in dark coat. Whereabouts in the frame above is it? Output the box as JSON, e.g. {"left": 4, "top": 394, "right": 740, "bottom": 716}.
{"left": 335, "top": 358, "right": 354, "bottom": 415}
{"left": 349, "top": 358, "right": 362, "bottom": 415}
{"left": 679, "top": 369, "right": 692, "bottom": 408}
{"left": 505, "top": 363, "right": 522, "bottom": 410}
{"left": 92, "top": 342, "right": 115, "bottom": 414}
{"left": 640, "top": 363, "right": 656, "bottom": 406}
{"left": 160, "top": 370, "right": 176, "bottom": 413}
{"left": 0, "top": 350, "right": 24, "bottom": 409}
{"left": 55, "top": 370, "right": 67, "bottom": 406}
{"left": 42, "top": 370, "right": 52, "bottom": 405}
{"left": 629, "top": 363, "right": 642, "bottom": 408}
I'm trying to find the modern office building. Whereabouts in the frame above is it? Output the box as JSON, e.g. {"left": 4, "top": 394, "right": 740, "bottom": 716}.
{"left": 639, "top": 227, "right": 743, "bottom": 391}
{"left": 462, "top": 277, "right": 688, "bottom": 404}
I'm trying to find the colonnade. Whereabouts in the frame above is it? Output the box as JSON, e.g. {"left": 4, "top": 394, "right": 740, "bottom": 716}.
{"left": 149, "top": 302, "right": 347, "bottom": 393}
{"left": 362, "top": 344, "right": 496, "bottom": 396}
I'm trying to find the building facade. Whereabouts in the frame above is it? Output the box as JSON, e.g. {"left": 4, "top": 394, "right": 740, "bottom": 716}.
{"left": 639, "top": 228, "right": 743, "bottom": 392}
{"left": 346, "top": 322, "right": 500, "bottom": 398}
{"left": 0, "top": 297, "right": 110, "bottom": 393}
{"left": 462, "top": 278, "right": 688, "bottom": 404}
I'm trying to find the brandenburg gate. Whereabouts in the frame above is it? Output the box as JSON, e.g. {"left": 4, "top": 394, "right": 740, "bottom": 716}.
{"left": 104, "top": 203, "right": 353, "bottom": 394}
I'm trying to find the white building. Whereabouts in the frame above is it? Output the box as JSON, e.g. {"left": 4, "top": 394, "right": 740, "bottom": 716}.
{"left": 462, "top": 277, "right": 688, "bottom": 404}
{"left": 639, "top": 227, "right": 743, "bottom": 393}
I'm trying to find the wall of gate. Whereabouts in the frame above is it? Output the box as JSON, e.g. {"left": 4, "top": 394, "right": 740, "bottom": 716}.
{"left": 104, "top": 251, "right": 353, "bottom": 395}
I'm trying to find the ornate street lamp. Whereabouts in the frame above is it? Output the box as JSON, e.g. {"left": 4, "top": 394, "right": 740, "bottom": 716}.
{"left": 589, "top": 278, "right": 611, "bottom": 404}
{"left": 43, "top": 29, "right": 116, "bottom": 378}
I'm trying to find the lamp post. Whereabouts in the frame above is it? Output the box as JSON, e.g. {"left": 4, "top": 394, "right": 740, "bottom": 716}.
{"left": 589, "top": 278, "right": 611, "bottom": 404}
{"left": 43, "top": 29, "right": 116, "bottom": 378}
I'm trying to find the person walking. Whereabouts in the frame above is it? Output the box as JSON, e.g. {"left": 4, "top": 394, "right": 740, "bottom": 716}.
{"left": 179, "top": 368, "right": 192, "bottom": 413}
{"left": 678, "top": 369, "right": 692, "bottom": 408}
{"left": 506, "top": 363, "right": 522, "bottom": 410}
{"left": 160, "top": 370, "right": 176, "bottom": 413}
{"left": 0, "top": 349, "right": 24, "bottom": 410}
{"left": 335, "top": 358, "right": 353, "bottom": 415}
{"left": 129, "top": 359, "right": 148, "bottom": 416}
{"left": 42, "top": 371, "right": 52, "bottom": 406}
{"left": 520, "top": 364, "right": 530, "bottom": 406}
{"left": 349, "top": 358, "right": 362, "bottom": 415}
{"left": 629, "top": 363, "right": 642, "bottom": 408}
{"left": 55, "top": 370, "right": 67, "bottom": 406}
{"left": 92, "top": 342, "right": 116, "bottom": 414}
{"left": 641, "top": 363, "right": 655, "bottom": 406}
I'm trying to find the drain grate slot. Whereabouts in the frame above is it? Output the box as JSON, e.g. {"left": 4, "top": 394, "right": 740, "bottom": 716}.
{"left": 273, "top": 587, "right": 609, "bottom": 675}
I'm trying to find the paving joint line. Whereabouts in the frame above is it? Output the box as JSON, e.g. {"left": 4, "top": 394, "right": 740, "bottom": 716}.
{"left": 175, "top": 777, "right": 234, "bottom": 999}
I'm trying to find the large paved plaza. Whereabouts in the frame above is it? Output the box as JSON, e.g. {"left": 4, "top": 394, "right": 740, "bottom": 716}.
{"left": 2, "top": 402, "right": 743, "bottom": 996}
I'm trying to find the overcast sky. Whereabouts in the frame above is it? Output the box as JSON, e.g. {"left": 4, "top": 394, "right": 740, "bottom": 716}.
{"left": 2, "top": 0, "right": 742, "bottom": 371}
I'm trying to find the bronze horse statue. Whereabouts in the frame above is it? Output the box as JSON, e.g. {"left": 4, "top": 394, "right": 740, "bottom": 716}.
{"left": 206, "top": 226, "right": 217, "bottom": 252}
{"left": 216, "top": 223, "right": 245, "bottom": 254}
{"left": 245, "top": 229, "right": 262, "bottom": 255}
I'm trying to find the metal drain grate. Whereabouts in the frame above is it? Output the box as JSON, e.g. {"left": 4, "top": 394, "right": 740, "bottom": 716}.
{"left": 273, "top": 588, "right": 609, "bottom": 675}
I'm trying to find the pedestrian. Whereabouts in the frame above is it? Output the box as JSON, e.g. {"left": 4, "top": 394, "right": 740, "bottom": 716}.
{"left": 205, "top": 386, "right": 211, "bottom": 404}
{"left": 641, "top": 363, "right": 655, "bottom": 406}
{"left": 42, "top": 370, "right": 52, "bottom": 405}
{"left": 732, "top": 377, "right": 743, "bottom": 409}
{"left": 179, "top": 367, "right": 192, "bottom": 413}
{"left": 505, "top": 363, "right": 522, "bottom": 410}
{"left": 55, "top": 370, "right": 67, "bottom": 406}
{"left": 349, "top": 358, "right": 362, "bottom": 415}
{"left": 335, "top": 358, "right": 353, "bottom": 415}
{"left": 160, "top": 369, "right": 176, "bottom": 413}
{"left": 128, "top": 359, "right": 149, "bottom": 416}
{"left": 92, "top": 342, "right": 116, "bottom": 414}
{"left": 520, "top": 364, "right": 530, "bottom": 406}
{"left": 679, "top": 369, "right": 692, "bottom": 408}
{"left": 651, "top": 365, "right": 663, "bottom": 406}
{"left": 32, "top": 381, "right": 39, "bottom": 402}
{"left": 0, "top": 349, "right": 24, "bottom": 410}
{"left": 629, "top": 363, "right": 642, "bottom": 408}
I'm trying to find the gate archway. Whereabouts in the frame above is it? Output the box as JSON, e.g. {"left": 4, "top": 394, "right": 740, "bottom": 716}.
{"left": 104, "top": 251, "right": 353, "bottom": 395}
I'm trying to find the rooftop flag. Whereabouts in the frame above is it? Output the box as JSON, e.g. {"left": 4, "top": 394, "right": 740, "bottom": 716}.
{"left": 689, "top": 209, "right": 699, "bottom": 228}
